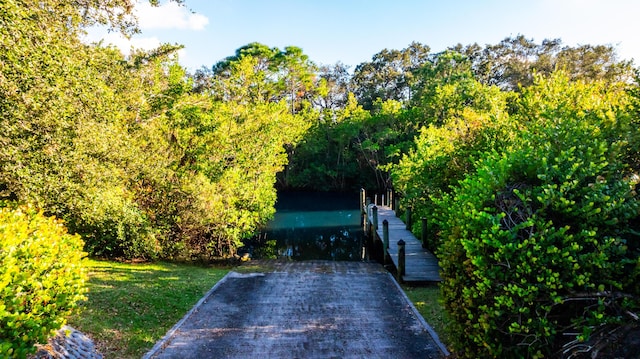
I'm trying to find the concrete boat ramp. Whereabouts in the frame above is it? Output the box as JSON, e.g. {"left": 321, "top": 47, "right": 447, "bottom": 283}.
{"left": 144, "top": 261, "right": 448, "bottom": 358}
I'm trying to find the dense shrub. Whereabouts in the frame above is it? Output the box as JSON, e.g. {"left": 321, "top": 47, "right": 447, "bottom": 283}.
{"left": 0, "top": 204, "right": 88, "bottom": 358}
{"left": 1, "top": 0, "right": 309, "bottom": 260}
{"left": 436, "top": 149, "right": 639, "bottom": 357}
{"left": 71, "top": 192, "right": 159, "bottom": 260}
{"left": 391, "top": 78, "right": 513, "bottom": 252}
{"left": 434, "top": 73, "right": 640, "bottom": 357}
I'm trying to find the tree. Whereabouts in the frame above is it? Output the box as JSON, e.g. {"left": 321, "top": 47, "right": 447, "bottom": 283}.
{"left": 0, "top": 0, "right": 168, "bottom": 258}
{"left": 392, "top": 67, "right": 511, "bottom": 250}
{"left": 281, "top": 94, "right": 372, "bottom": 191}
{"left": 556, "top": 44, "right": 634, "bottom": 83}
{"left": 1, "top": 2, "right": 312, "bottom": 260}
{"left": 453, "top": 36, "right": 635, "bottom": 91}
{"left": 410, "top": 50, "right": 482, "bottom": 124}
{"left": 352, "top": 42, "right": 430, "bottom": 110}
{"left": 276, "top": 46, "right": 317, "bottom": 113}
{"left": 312, "top": 62, "right": 352, "bottom": 113}
{"left": 475, "top": 35, "right": 545, "bottom": 90}
{"left": 197, "top": 42, "right": 317, "bottom": 113}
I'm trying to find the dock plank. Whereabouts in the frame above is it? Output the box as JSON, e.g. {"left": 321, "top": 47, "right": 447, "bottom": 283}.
{"left": 368, "top": 205, "right": 442, "bottom": 282}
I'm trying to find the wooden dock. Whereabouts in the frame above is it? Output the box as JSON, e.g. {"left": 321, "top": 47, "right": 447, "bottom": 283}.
{"left": 366, "top": 204, "right": 442, "bottom": 283}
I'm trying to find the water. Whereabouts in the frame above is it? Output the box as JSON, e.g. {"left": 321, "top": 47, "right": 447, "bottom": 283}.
{"left": 252, "top": 191, "right": 364, "bottom": 261}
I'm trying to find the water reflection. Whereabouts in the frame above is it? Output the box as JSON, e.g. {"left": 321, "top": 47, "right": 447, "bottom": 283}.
{"left": 267, "top": 210, "right": 359, "bottom": 230}
{"left": 250, "top": 192, "right": 364, "bottom": 261}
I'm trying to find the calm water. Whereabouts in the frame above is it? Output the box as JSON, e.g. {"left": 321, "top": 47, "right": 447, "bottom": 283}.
{"left": 255, "top": 191, "right": 364, "bottom": 261}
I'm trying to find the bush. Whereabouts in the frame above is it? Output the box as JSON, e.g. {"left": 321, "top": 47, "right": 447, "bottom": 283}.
{"left": 436, "top": 147, "right": 639, "bottom": 357}
{"left": 0, "top": 204, "right": 88, "bottom": 358}
{"left": 392, "top": 104, "right": 513, "bottom": 253}
{"left": 434, "top": 73, "right": 640, "bottom": 357}
{"left": 77, "top": 208, "right": 159, "bottom": 260}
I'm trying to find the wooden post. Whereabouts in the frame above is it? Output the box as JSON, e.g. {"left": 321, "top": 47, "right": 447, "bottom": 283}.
{"left": 362, "top": 213, "right": 368, "bottom": 236}
{"left": 394, "top": 197, "right": 400, "bottom": 216}
{"left": 374, "top": 194, "right": 378, "bottom": 206}
{"left": 365, "top": 201, "right": 371, "bottom": 237}
{"left": 405, "top": 207, "right": 412, "bottom": 230}
{"left": 381, "top": 194, "right": 385, "bottom": 208}
{"left": 358, "top": 223, "right": 364, "bottom": 260}
{"left": 382, "top": 219, "right": 389, "bottom": 265}
{"left": 365, "top": 205, "right": 376, "bottom": 262}
{"left": 372, "top": 205, "right": 378, "bottom": 231}
{"left": 387, "top": 189, "right": 393, "bottom": 208}
{"left": 360, "top": 188, "right": 366, "bottom": 214}
{"left": 421, "top": 217, "right": 428, "bottom": 249}
{"left": 397, "top": 239, "right": 406, "bottom": 282}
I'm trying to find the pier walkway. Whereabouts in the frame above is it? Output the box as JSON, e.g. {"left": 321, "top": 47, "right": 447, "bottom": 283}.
{"left": 366, "top": 205, "right": 442, "bottom": 283}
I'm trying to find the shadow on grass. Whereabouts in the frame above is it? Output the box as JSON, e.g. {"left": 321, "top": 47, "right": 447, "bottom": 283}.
{"left": 69, "top": 260, "right": 230, "bottom": 359}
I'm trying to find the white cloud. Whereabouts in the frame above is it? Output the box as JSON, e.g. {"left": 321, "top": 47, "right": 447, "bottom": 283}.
{"left": 93, "top": 32, "right": 161, "bottom": 56}
{"left": 135, "top": 1, "right": 209, "bottom": 31}
{"left": 81, "top": 1, "right": 204, "bottom": 62}
{"left": 83, "top": 31, "right": 188, "bottom": 64}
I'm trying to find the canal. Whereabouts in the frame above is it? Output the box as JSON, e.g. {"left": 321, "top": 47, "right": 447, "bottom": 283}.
{"left": 249, "top": 191, "right": 364, "bottom": 261}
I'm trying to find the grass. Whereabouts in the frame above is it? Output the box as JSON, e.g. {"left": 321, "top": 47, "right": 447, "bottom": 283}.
{"left": 67, "top": 259, "right": 230, "bottom": 359}
{"left": 401, "top": 284, "right": 451, "bottom": 349}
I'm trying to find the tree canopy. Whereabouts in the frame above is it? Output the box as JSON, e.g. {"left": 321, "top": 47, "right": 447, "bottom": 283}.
{"left": 1, "top": 2, "right": 310, "bottom": 259}
{"left": 2, "top": 4, "right": 640, "bottom": 354}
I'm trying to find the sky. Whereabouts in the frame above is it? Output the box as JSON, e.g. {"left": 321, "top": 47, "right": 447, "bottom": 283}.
{"left": 86, "top": 0, "right": 640, "bottom": 73}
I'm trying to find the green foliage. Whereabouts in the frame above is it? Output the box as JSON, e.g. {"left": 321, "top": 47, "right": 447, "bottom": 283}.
{"left": 199, "top": 42, "right": 317, "bottom": 114}
{"left": 282, "top": 93, "right": 373, "bottom": 191}
{"left": 626, "top": 71, "right": 640, "bottom": 172}
{"left": 3, "top": 8, "right": 640, "bottom": 358}
{"left": 411, "top": 50, "right": 477, "bottom": 123}
{"left": 352, "top": 42, "right": 431, "bottom": 110}
{"left": 433, "top": 73, "right": 640, "bottom": 358}
{"left": 391, "top": 69, "right": 513, "bottom": 251}
{"left": 0, "top": 1, "right": 164, "bottom": 259}
{"left": 313, "top": 62, "right": 351, "bottom": 111}
{"left": 455, "top": 35, "right": 635, "bottom": 90}
{"left": 1, "top": 1, "right": 310, "bottom": 260}
{"left": 283, "top": 39, "right": 634, "bottom": 194}
{"left": 285, "top": 95, "right": 430, "bottom": 191}
{"left": 68, "top": 259, "right": 229, "bottom": 359}
{"left": 253, "top": 240, "right": 279, "bottom": 259}
{"left": 0, "top": 205, "right": 87, "bottom": 358}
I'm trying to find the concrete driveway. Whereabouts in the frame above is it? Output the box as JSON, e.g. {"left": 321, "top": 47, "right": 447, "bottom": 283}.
{"left": 143, "top": 261, "right": 448, "bottom": 359}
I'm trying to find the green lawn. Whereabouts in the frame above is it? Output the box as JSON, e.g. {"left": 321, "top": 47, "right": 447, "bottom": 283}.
{"left": 68, "top": 259, "right": 230, "bottom": 359}
{"left": 401, "top": 284, "right": 451, "bottom": 348}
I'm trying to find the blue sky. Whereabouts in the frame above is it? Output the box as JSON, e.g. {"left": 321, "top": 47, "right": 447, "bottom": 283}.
{"left": 87, "top": 0, "right": 640, "bottom": 72}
